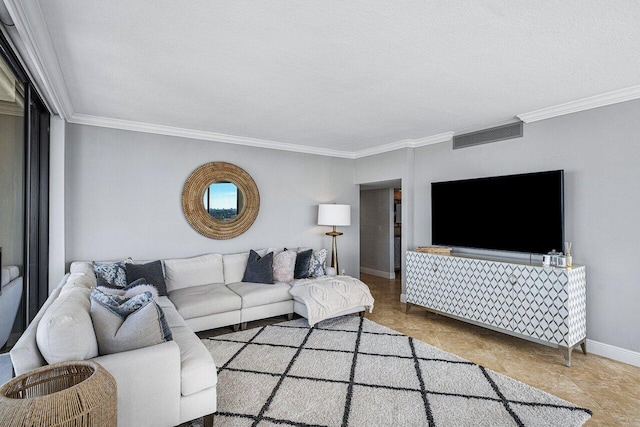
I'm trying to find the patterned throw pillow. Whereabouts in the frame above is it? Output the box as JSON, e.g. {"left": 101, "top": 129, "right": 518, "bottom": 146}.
{"left": 90, "top": 288, "right": 172, "bottom": 355}
{"left": 308, "top": 249, "right": 328, "bottom": 277}
{"left": 93, "top": 258, "right": 133, "bottom": 288}
{"left": 273, "top": 250, "right": 297, "bottom": 283}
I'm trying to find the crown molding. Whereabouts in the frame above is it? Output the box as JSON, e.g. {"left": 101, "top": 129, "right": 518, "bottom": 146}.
{"left": 517, "top": 85, "right": 640, "bottom": 123}
{"left": 353, "top": 131, "right": 453, "bottom": 159}
{"left": 68, "top": 113, "right": 357, "bottom": 159}
{"left": 3, "top": 0, "right": 74, "bottom": 119}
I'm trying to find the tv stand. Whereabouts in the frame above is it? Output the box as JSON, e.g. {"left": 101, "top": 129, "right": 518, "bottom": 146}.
{"left": 406, "top": 251, "right": 587, "bottom": 366}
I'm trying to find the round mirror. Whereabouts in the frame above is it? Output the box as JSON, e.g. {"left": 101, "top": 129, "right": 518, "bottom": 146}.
{"left": 183, "top": 162, "right": 259, "bottom": 239}
{"left": 202, "top": 181, "right": 244, "bottom": 221}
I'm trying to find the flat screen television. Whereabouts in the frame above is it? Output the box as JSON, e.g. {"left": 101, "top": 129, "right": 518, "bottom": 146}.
{"left": 431, "top": 170, "right": 564, "bottom": 254}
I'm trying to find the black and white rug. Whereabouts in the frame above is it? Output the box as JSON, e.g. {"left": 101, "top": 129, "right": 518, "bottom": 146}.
{"left": 201, "top": 316, "right": 592, "bottom": 426}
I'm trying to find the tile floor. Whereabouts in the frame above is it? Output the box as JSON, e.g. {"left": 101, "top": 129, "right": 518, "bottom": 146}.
{"left": 360, "top": 274, "right": 640, "bottom": 426}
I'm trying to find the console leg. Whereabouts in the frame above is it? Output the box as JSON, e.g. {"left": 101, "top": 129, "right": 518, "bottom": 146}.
{"left": 286, "top": 313, "right": 294, "bottom": 321}
{"left": 232, "top": 324, "right": 240, "bottom": 332}
{"left": 560, "top": 346, "right": 573, "bottom": 367}
{"left": 241, "top": 322, "right": 247, "bottom": 330}
{"left": 405, "top": 302, "right": 411, "bottom": 314}
{"left": 580, "top": 340, "right": 587, "bottom": 355}
{"left": 203, "top": 413, "right": 214, "bottom": 427}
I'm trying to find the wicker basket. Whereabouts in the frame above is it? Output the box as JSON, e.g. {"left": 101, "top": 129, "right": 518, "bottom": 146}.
{"left": 0, "top": 360, "right": 117, "bottom": 426}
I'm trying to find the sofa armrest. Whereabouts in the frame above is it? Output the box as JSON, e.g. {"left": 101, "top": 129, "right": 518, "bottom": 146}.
{"left": 94, "top": 340, "right": 181, "bottom": 427}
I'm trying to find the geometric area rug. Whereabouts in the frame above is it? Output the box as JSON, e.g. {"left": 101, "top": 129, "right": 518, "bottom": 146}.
{"left": 200, "top": 316, "right": 592, "bottom": 426}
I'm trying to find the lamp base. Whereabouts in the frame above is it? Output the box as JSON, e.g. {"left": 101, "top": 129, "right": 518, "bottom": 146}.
{"left": 326, "top": 229, "right": 343, "bottom": 273}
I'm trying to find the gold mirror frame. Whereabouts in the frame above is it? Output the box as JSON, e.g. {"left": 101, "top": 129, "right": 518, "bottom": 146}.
{"left": 182, "top": 162, "right": 260, "bottom": 239}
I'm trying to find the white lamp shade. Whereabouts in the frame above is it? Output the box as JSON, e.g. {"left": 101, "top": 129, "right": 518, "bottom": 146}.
{"left": 318, "top": 204, "right": 351, "bottom": 226}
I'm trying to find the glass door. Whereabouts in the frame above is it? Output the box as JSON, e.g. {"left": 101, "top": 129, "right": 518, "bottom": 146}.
{"left": 0, "top": 52, "right": 25, "bottom": 351}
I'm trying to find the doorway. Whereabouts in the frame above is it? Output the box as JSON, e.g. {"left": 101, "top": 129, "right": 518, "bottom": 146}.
{"left": 359, "top": 179, "right": 402, "bottom": 280}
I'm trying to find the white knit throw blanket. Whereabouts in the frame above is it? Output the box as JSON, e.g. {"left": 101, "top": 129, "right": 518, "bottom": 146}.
{"left": 289, "top": 276, "right": 374, "bottom": 326}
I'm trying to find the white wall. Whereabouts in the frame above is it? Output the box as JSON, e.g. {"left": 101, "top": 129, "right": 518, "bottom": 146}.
{"left": 64, "top": 124, "right": 360, "bottom": 276}
{"left": 356, "top": 98, "right": 640, "bottom": 354}
{"left": 360, "top": 188, "right": 394, "bottom": 278}
{"left": 48, "top": 115, "right": 65, "bottom": 292}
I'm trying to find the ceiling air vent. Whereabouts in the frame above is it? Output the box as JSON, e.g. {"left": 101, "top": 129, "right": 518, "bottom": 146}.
{"left": 453, "top": 121, "right": 523, "bottom": 150}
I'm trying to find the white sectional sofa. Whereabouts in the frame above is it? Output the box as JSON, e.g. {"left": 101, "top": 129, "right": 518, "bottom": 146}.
{"left": 1, "top": 266, "right": 22, "bottom": 349}
{"left": 10, "top": 249, "right": 299, "bottom": 427}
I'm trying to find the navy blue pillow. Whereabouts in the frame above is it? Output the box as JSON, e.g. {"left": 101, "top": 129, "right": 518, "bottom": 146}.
{"left": 293, "top": 249, "right": 313, "bottom": 279}
{"left": 242, "top": 250, "right": 274, "bottom": 284}
{"left": 125, "top": 261, "right": 167, "bottom": 296}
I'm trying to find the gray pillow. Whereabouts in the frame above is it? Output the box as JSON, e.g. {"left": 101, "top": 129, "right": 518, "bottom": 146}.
{"left": 293, "top": 249, "right": 313, "bottom": 279}
{"left": 89, "top": 288, "right": 172, "bottom": 355}
{"left": 126, "top": 260, "right": 167, "bottom": 296}
{"left": 242, "top": 250, "right": 274, "bottom": 284}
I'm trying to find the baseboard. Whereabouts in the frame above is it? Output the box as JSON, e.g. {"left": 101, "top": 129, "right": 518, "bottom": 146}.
{"left": 587, "top": 339, "right": 640, "bottom": 368}
{"left": 400, "top": 293, "right": 407, "bottom": 303}
{"left": 360, "top": 267, "right": 395, "bottom": 279}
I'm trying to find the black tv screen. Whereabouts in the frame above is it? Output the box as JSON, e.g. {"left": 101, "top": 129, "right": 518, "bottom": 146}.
{"left": 431, "top": 170, "right": 564, "bottom": 254}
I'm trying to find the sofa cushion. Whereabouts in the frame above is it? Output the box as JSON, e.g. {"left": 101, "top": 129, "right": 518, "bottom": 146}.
{"left": 63, "top": 271, "right": 97, "bottom": 291}
{"left": 227, "top": 281, "right": 292, "bottom": 309}
{"left": 36, "top": 287, "right": 99, "bottom": 364}
{"left": 170, "top": 325, "right": 217, "bottom": 396}
{"left": 169, "top": 283, "right": 242, "bottom": 320}
{"left": 156, "top": 296, "right": 189, "bottom": 329}
{"left": 242, "top": 250, "right": 274, "bottom": 284}
{"left": 90, "top": 289, "right": 173, "bottom": 355}
{"left": 126, "top": 260, "right": 168, "bottom": 296}
{"left": 222, "top": 252, "right": 250, "bottom": 285}
{"left": 1, "top": 266, "right": 19, "bottom": 287}
{"left": 164, "top": 254, "right": 224, "bottom": 292}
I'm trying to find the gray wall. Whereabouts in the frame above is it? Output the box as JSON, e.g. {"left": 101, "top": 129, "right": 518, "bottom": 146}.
{"left": 64, "top": 124, "right": 360, "bottom": 276}
{"left": 0, "top": 113, "right": 24, "bottom": 268}
{"left": 355, "top": 148, "right": 415, "bottom": 288}
{"left": 360, "top": 188, "right": 394, "bottom": 277}
{"left": 356, "top": 98, "right": 640, "bottom": 353}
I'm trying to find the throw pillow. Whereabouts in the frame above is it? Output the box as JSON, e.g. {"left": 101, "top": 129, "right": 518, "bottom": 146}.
{"left": 293, "top": 249, "right": 313, "bottom": 279}
{"left": 242, "top": 250, "right": 274, "bottom": 284}
{"left": 308, "top": 249, "right": 328, "bottom": 277}
{"left": 92, "top": 258, "right": 133, "bottom": 288}
{"left": 90, "top": 288, "right": 172, "bottom": 355}
{"left": 273, "top": 250, "right": 297, "bottom": 283}
{"left": 97, "top": 279, "right": 160, "bottom": 300}
{"left": 126, "top": 260, "right": 167, "bottom": 296}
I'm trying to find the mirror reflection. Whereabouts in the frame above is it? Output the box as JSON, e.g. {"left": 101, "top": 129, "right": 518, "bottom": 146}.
{"left": 203, "top": 181, "right": 243, "bottom": 221}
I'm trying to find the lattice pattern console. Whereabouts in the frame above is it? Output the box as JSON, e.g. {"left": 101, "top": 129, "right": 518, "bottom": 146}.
{"left": 406, "top": 251, "right": 587, "bottom": 366}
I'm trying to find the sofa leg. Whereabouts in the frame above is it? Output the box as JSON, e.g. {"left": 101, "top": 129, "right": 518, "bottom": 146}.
{"left": 232, "top": 324, "right": 240, "bottom": 332}
{"left": 241, "top": 322, "right": 247, "bottom": 330}
{"left": 203, "top": 413, "right": 214, "bottom": 427}
{"left": 359, "top": 311, "right": 365, "bottom": 318}
{"left": 286, "top": 313, "right": 294, "bottom": 321}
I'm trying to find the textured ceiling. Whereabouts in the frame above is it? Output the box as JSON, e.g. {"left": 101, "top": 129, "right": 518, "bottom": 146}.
{"left": 36, "top": 1, "right": 640, "bottom": 153}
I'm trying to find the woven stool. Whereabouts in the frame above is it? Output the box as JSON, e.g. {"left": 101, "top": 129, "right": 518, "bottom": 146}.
{"left": 0, "top": 360, "right": 117, "bottom": 426}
